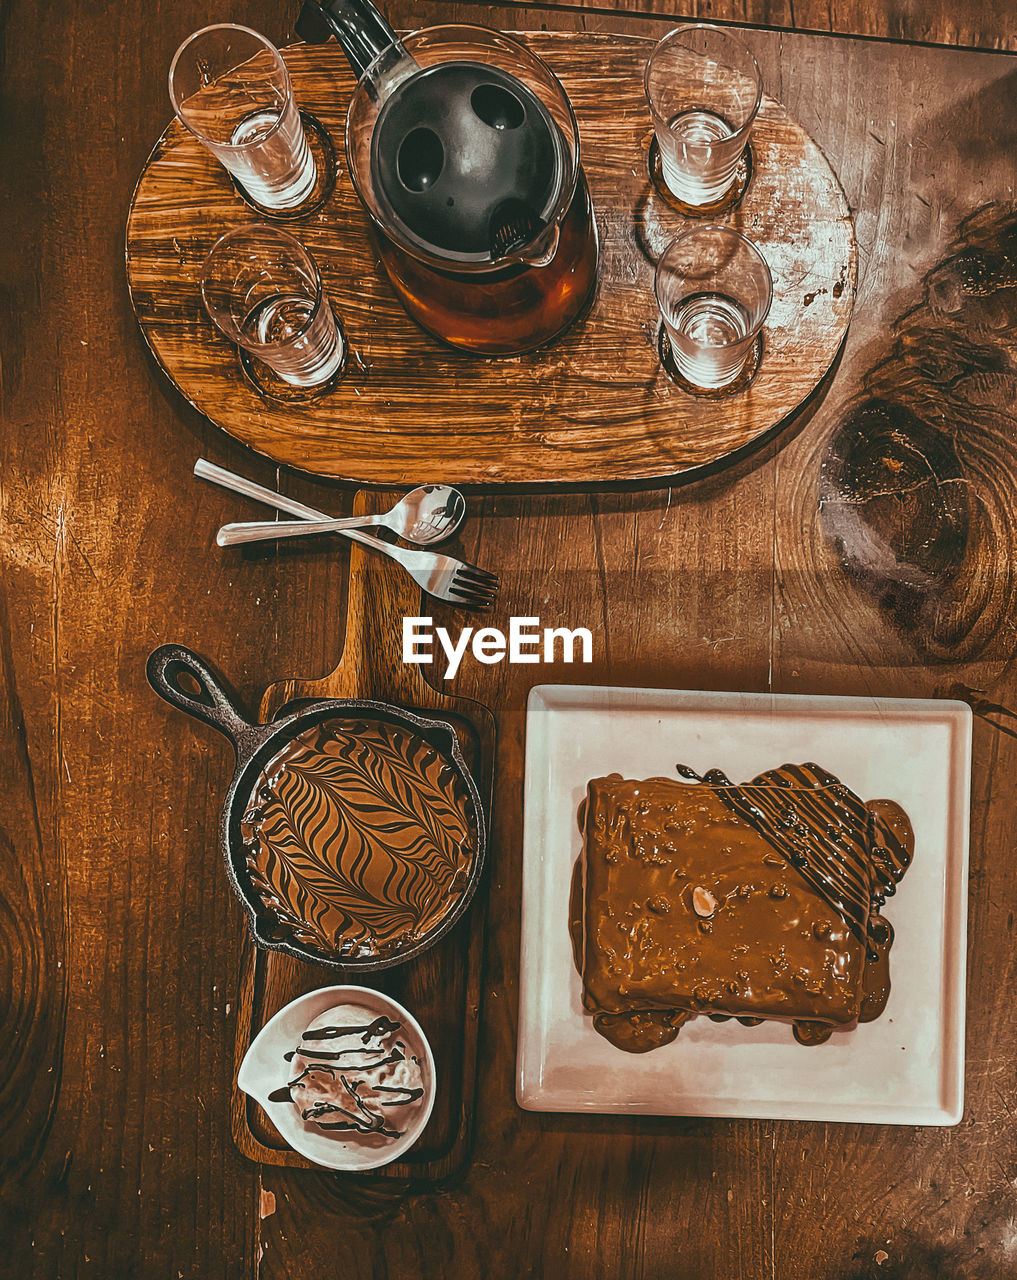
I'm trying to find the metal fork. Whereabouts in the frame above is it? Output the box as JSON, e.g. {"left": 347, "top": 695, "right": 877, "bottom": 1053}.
{"left": 194, "top": 459, "right": 498, "bottom": 607}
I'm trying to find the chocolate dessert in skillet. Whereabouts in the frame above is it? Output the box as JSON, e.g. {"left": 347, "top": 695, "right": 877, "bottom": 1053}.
{"left": 569, "top": 764, "right": 914, "bottom": 1052}
{"left": 241, "top": 716, "right": 478, "bottom": 960}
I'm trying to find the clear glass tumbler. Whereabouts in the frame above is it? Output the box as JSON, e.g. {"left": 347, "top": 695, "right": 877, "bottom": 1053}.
{"left": 200, "top": 225, "right": 345, "bottom": 388}
{"left": 655, "top": 226, "right": 772, "bottom": 389}
{"left": 645, "top": 25, "right": 762, "bottom": 208}
{"left": 170, "top": 24, "right": 316, "bottom": 210}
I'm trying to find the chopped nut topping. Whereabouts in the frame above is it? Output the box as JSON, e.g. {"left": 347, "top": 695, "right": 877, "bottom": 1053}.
{"left": 692, "top": 886, "right": 717, "bottom": 917}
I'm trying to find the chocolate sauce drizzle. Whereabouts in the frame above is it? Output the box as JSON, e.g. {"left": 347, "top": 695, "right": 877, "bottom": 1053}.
{"left": 300, "top": 1015, "right": 402, "bottom": 1044}
{"left": 271, "top": 1012, "right": 425, "bottom": 1139}
{"left": 675, "top": 762, "right": 913, "bottom": 954}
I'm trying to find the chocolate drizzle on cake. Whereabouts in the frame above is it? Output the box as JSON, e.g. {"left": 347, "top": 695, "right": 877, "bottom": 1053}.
{"left": 675, "top": 762, "right": 913, "bottom": 956}
{"left": 241, "top": 717, "right": 477, "bottom": 960}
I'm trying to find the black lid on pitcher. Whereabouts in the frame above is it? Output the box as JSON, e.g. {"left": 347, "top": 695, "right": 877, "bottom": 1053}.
{"left": 297, "top": 0, "right": 566, "bottom": 263}
{"left": 370, "top": 61, "right": 564, "bottom": 262}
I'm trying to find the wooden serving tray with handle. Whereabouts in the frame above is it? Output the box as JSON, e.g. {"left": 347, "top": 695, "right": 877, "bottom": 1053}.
{"left": 126, "top": 33, "right": 856, "bottom": 485}
{"left": 229, "top": 492, "right": 495, "bottom": 1178}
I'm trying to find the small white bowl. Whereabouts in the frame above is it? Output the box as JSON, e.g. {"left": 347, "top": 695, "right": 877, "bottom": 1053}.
{"left": 237, "top": 985, "right": 436, "bottom": 1172}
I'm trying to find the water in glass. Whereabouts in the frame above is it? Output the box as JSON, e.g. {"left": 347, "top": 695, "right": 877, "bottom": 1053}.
{"left": 227, "top": 101, "right": 316, "bottom": 208}
{"left": 661, "top": 109, "right": 737, "bottom": 205}
{"left": 665, "top": 290, "right": 751, "bottom": 387}
{"left": 241, "top": 293, "right": 344, "bottom": 387}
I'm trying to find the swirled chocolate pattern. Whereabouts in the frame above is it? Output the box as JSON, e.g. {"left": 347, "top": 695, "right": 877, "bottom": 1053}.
{"left": 241, "top": 717, "right": 477, "bottom": 959}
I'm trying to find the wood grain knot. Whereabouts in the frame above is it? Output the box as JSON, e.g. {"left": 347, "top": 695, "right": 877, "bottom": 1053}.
{"left": 821, "top": 203, "right": 1017, "bottom": 662}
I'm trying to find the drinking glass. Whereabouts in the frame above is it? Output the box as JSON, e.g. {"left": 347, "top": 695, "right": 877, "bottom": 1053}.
{"left": 170, "top": 25, "right": 316, "bottom": 210}
{"left": 655, "top": 226, "right": 772, "bottom": 389}
{"left": 645, "top": 25, "right": 762, "bottom": 208}
{"left": 201, "top": 226, "right": 345, "bottom": 388}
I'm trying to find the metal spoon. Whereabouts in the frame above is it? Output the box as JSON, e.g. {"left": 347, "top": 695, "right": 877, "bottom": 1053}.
{"left": 216, "top": 484, "right": 467, "bottom": 548}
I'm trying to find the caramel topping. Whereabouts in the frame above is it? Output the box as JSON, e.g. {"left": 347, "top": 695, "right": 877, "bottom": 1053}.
{"left": 570, "top": 767, "right": 914, "bottom": 1054}
{"left": 241, "top": 717, "right": 477, "bottom": 959}
{"left": 592, "top": 1009, "right": 689, "bottom": 1053}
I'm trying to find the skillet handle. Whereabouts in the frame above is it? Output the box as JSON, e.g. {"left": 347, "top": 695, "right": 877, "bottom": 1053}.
{"left": 146, "top": 644, "right": 255, "bottom": 756}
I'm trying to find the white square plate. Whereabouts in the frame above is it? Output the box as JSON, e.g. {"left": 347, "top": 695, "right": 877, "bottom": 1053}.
{"left": 517, "top": 685, "right": 971, "bottom": 1126}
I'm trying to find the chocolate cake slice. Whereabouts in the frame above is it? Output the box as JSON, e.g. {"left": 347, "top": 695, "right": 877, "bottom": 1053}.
{"left": 569, "top": 764, "right": 913, "bottom": 1053}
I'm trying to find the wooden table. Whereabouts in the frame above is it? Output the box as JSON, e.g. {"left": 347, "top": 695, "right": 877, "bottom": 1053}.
{"left": 4, "top": 1, "right": 1017, "bottom": 1277}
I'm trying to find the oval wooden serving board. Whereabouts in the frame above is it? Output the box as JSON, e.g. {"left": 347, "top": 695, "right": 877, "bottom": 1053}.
{"left": 126, "top": 33, "right": 856, "bottom": 485}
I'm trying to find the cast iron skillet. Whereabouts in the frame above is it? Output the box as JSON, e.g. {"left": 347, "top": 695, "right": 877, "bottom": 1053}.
{"left": 147, "top": 643, "right": 487, "bottom": 972}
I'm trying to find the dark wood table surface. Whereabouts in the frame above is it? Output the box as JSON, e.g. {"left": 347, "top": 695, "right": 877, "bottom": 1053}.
{"left": 4, "top": 1, "right": 1017, "bottom": 1277}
